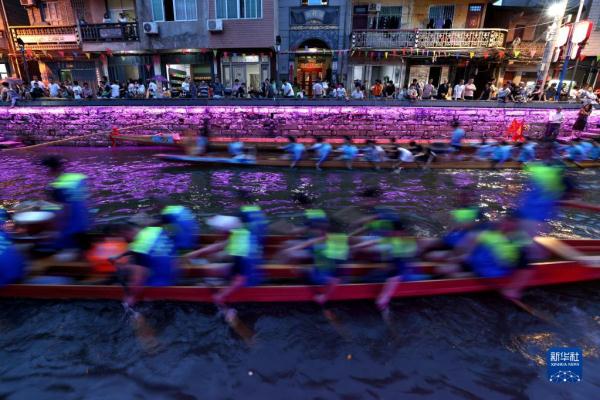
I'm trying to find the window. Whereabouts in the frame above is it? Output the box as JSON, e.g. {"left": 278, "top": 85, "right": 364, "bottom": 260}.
{"left": 428, "top": 5, "right": 454, "bottom": 29}
{"left": 302, "top": 0, "right": 327, "bottom": 5}
{"left": 368, "top": 6, "right": 402, "bottom": 29}
{"left": 152, "top": 0, "right": 197, "bottom": 21}
{"left": 216, "top": 0, "right": 262, "bottom": 19}
{"left": 0, "top": 64, "right": 7, "bottom": 80}
{"left": 40, "top": 1, "right": 62, "bottom": 24}
{"left": 107, "top": 0, "right": 136, "bottom": 21}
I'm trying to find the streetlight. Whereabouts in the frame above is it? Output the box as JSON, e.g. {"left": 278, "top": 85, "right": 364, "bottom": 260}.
{"left": 536, "top": 1, "right": 567, "bottom": 86}
{"left": 16, "top": 37, "right": 30, "bottom": 83}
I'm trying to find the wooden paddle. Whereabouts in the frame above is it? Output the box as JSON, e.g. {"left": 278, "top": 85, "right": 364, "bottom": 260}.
{"left": 559, "top": 200, "right": 600, "bottom": 213}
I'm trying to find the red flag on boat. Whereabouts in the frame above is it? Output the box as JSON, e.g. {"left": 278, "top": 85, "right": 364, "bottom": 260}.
{"left": 506, "top": 119, "right": 525, "bottom": 142}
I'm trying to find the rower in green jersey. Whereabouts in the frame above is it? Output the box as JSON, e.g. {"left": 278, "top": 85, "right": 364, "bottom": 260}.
{"left": 110, "top": 222, "right": 178, "bottom": 307}
{"left": 284, "top": 217, "right": 349, "bottom": 305}
{"left": 186, "top": 215, "right": 262, "bottom": 307}
{"left": 41, "top": 156, "right": 91, "bottom": 254}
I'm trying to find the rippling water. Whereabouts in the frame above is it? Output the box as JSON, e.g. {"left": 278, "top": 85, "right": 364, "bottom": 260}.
{"left": 1, "top": 148, "right": 599, "bottom": 399}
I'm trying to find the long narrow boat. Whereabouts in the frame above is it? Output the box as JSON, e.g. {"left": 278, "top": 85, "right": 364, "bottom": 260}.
{"left": 1, "top": 239, "right": 599, "bottom": 303}
{"left": 154, "top": 153, "right": 600, "bottom": 170}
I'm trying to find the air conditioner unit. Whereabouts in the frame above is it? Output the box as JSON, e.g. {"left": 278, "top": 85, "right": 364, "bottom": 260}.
{"left": 368, "top": 3, "right": 381, "bottom": 12}
{"left": 142, "top": 22, "right": 159, "bottom": 35}
{"left": 207, "top": 19, "right": 223, "bottom": 32}
{"left": 20, "top": 0, "right": 35, "bottom": 6}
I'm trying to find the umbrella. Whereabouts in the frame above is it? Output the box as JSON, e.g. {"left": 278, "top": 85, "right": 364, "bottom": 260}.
{"left": 151, "top": 75, "right": 168, "bottom": 82}
{"left": 2, "top": 77, "right": 23, "bottom": 85}
{"left": 206, "top": 215, "right": 241, "bottom": 232}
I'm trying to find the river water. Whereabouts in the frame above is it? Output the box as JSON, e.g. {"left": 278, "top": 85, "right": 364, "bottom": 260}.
{"left": 0, "top": 148, "right": 599, "bottom": 399}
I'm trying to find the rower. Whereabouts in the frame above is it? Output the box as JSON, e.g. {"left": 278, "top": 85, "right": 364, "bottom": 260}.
{"left": 281, "top": 136, "right": 305, "bottom": 168}
{"left": 463, "top": 219, "right": 524, "bottom": 279}
{"left": 186, "top": 215, "right": 262, "bottom": 306}
{"left": 590, "top": 139, "right": 600, "bottom": 160}
{"left": 474, "top": 138, "right": 494, "bottom": 161}
{"left": 228, "top": 140, "right": 245, "bottom": 158}
{"left": 491, "top": 140, "right": 513, "bottom": 167}
{"left": 363, "top": 140, "right": 386, "bottom": 169}
{"left": 516, "top": 138, "right": 538, "bottom": 163}
{"left": 375, "top": 220, "right": 418, "bottom": 311}
{"left": 336, "top": 136, "right": 359, "bottom": 169}
{"left": 110, "top": 222, "right": 178, "bottom": 307}
{"left": 393, "top": 146, "right": 415, "bottom": 172}
{"left": 409, "top": 141, "right": 437, "bottom": 164}
{"left": 309, "top": 137, "right": 332, "bottom": 170}
{"left": 41, "top": 156, "right": 91, "bottom": 256}
{"left": 236, "top": 191, "right": 268, "bottom": 248}
{"left": 0, "top": 210, "right": 26, "bottom": 286}
{"left": 161, "top": 205, "right": 199, "bottom": 252}
{"left": 450, "top": 120, "right": 465, "bottom": 158}
{"left": 563, "top": 139, "right": 586, "bottom": 162}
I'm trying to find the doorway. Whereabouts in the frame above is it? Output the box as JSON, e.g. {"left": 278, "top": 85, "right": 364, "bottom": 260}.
{"left": 295, "top": 39, "right": 331, "bottom": 96}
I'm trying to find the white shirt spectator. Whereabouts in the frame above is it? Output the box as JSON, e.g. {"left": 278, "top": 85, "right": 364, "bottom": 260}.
{"left": 548, "top": 111, "right": 564, "bottom": 124}
{"left": 282, "top": 82, "right": 294, "bottom": 97}
{"left": 148, "top": 81, "right": 158, "bottom": 97}
{"left": 335, "top": 87, "right": 346, "bottom": 99}
{"left": 72, "top": 84, "right": 82, "bottom": 100}
{"left": 110, "top": 83, "right": 120, "bottom": 98}
{"left": 128, "top": 82, "right": 136, "bottom": 95}
{"left": 397, "top": 147, "right": 415, "bottom": 162}
{"left": 453, "top": 84, "right": 465, "bottom": 100}
{"left": 181, "top": 81, "right": 190, "bottom": 93}
{"left": 322, "top": 81, "right": 329, "bottom": 91}
{"left": 312, "top": 82, "right": 324, "bottom": 97}
{"left": 49, "top": 82, "right": 60, "bottom": 97}
{"left": 137, "top": 84, "right": 145, "bottom": 96}
{"left": 30, "top": 79, "right": 45, "bottom": 92}
{"left": 351, "top": 88, "right": 364, "bottom": 99}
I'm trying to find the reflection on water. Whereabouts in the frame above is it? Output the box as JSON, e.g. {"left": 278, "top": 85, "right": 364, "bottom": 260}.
{"left": 1, "top": 147, "right": 600, "bottom": 398}
{"left": 2, "top": 147, "right": 600, "bottom": 238}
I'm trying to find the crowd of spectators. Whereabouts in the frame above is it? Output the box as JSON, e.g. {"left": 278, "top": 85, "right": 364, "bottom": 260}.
{"left": 2, "top": 74, "right": 599, "bottom": 105}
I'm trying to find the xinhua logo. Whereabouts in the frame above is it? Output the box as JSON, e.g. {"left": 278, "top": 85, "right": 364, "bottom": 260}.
{"left": 547, "top": 347, "right": 583, "bottom": 383}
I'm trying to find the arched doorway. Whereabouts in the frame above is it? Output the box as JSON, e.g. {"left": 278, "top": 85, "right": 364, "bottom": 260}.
{"left": 295, "top": 39, "right": 332, "bottom": 96}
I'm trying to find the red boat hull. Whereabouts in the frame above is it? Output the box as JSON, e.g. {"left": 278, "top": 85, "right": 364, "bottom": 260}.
{"left": 1, "top": 260, "right": 599, "bottom": 303}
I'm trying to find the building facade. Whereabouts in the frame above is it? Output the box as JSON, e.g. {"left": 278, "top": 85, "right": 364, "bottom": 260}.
{"left": 348, "top": 0, "right": 507, "bottom": 93}
{"left": 277, "top": 0, "right": 352, "bottom": 95}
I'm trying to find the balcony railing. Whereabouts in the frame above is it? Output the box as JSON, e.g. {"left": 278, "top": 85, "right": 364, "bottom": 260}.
{"left": 352, "top": 30, "right": 416, "bottom": 49}
{"left": 352, "top": 28, "right": 507, "bottom": 50}
{"left": 80, "top": 22, "right": 139, "bottom": 42}
{"left": 10, "top": 26, "right": 80, "bottom": 50}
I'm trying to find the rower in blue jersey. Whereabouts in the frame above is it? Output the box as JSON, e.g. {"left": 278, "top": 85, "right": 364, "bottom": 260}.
{"left": 309, "top": 137, "right": 333, "bottom": 170}
{"left": 228, "top": 141, "right": 245, "bottom": 157}
{"left": 450, "top": 120, "right": 465, "bottom": 155}
{"left": 236, "top": 190, "right": 268, "bottom": 247}
{"left": 111, "top": 222, "right": 178, "bottom": 306}
{"left": 42, "top": 156, "right": 91, "bottom": 252}
{"left": 363, "top": 140, "right": 386, "bottom": 169}
{"left": 281, "top": 136, "right": 305, "bottom": 168}
{"left": 491, "top": 140, "right": 513, "bottom": 167}
{"left": 186, "top": 215, "right": 262, "bottom": 306}
{"left": 516, "top": 138, "right": 538, "bottom": 163}
{"left": 590, "top": 139, "right": 600, "bottom": 160}
{"left": 161, "top": 205, "right": 199, "bottom": 251}
{"left": 0, "top": 210, "right": 26, "bottom": 286}
{"left": 474, "top": 138, "right": 495, "bottom": 160}
{"left": 336, "top": 136, "right": 359, "bottom": 169}
{"left": 577, "top": 139, "right": 594, "bottom": 158}
{"left": 563, "top": 139, "right": 586, "bottom": 161}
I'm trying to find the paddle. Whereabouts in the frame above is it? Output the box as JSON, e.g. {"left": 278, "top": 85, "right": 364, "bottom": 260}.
{"left": 559, "top": 200, "right": 600, "bottom": 213}
{"left": 534, "top": 237, "right": 600, "bottom": 267}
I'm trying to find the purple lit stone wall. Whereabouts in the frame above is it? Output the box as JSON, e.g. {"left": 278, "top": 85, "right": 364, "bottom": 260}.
{"left": 0, "top": 105, "right": 596, "bottom": 146}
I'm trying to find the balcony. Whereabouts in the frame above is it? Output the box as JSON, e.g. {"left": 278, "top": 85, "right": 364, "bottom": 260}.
{"left": 10, "top": 26, "right": 80, "bottom": 50}
{"left": 352, "top": 28, "right": 507, "bottom": 51}
{"left": 80, "top": 22, "right": 139, "bottom": 42}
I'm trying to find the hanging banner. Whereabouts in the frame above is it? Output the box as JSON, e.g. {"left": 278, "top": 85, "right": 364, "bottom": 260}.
{"left": 483, "top": 51, "right": 489, "bottom": 59}
{"left": 213, "top": 49, "right": 218, "bottom": 57}
{"left": 514, "top": 50, "right": 520, "bottom": 58}
{"left": 145, "top": 64, "right": 152, "bottom": 71}
{"left": 105, "top": 48, "right": 113, "bottom": 56}
{"left": 469, "top": 51, "right": 474, "bottom": 59}
{"left": 85, "top": 53, "right": 91, "bottom": 59}
{"left": 529, "top": 49, "right": 536, "bottom": 58}
{"left": 498, "top": 51, "right": 505, "bottom": 59}
{"left": 384, "top": 51, "right": 388, "bottom": 59}
{"left": 57, "top": 50, "right": 65, "bottom": 58}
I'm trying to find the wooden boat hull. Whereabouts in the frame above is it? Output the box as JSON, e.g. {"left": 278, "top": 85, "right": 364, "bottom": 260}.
{"left": 3, "top": 238, "right": 600, "bottom": 303}
{"left": 154, "top": 153, "right": 600, "bottom": 170}
{"left": 1, "top": 260, "right": 599, "bottom": 303}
